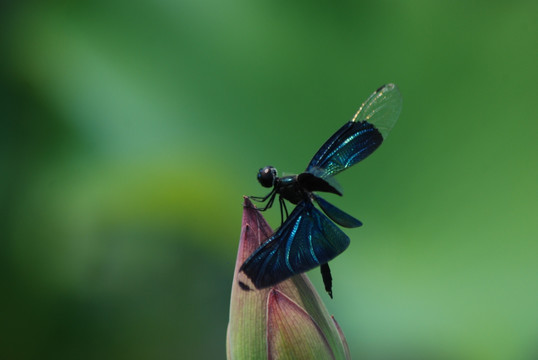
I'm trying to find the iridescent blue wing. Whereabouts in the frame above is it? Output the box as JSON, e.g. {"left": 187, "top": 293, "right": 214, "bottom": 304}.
{"left": 313, "top": 194, "right": 362, "bottom": 228}
{"left": 306, "top": 84, "right": 402, "bottom": 179}
{"left": 240, "top": 200, "right": 350, "bottom": 289}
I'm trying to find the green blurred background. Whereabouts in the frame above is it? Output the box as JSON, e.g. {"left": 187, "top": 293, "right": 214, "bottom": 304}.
{"left": 1, "top": 1, "right": 536, "bottom": 359}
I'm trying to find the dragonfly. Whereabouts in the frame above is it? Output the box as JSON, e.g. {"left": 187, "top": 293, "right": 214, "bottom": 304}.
{"left": 240, "top": 84, "right": 402, "bottom": 298}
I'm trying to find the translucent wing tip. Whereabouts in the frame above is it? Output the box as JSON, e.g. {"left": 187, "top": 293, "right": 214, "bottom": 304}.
{"left": 352, "top": 83, "right": 402, "bottom": 139}
{"left": 377, "top": 83, "right": 397, "bottom": 93}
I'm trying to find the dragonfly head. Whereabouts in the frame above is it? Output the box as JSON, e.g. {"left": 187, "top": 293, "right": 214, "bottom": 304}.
{"left": 257, "top": 166, "right": 277, "bottom": 188}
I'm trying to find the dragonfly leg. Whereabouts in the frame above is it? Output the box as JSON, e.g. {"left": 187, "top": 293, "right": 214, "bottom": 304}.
{"left": 257, "top": 192, "right": 277, "bottom": 212}
{"left": 251, "top": 188, "right": 277, "bottom": 212}
{"left": 278, "top": 196, "right": 289, "bottom": 225}
{"left": 250, "top": 188, "right": 276, "bottom": 202}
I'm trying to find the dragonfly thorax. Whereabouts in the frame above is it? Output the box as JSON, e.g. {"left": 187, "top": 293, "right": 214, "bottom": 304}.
{"left": 276, "top": 175, "right": 309, "bottom": 205}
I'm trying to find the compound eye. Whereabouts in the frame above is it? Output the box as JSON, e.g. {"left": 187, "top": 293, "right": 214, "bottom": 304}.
{"left": 257, "top": 166, "right": 277, "bottom": 188}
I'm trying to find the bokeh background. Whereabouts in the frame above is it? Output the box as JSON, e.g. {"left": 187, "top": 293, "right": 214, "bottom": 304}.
{"left": 1, "top": 1, "right": 537, "bottom": 359}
